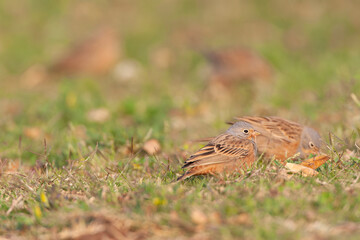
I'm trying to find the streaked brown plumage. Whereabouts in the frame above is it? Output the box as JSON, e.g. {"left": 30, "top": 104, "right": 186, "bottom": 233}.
{"left": 203, "top": 47, "right": 273, "bottom": 85}
{"left": 230, "top": 116, "right": 322, "bottom": 161}
{"left": 177, "top": 121, "right": 260, "bottom": 181}
{"left": 51, "top": 27, "right": 120, "bottom": 76}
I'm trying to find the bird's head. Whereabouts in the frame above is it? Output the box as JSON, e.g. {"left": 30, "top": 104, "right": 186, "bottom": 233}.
{"left": 226, "top": 121, "right": 261, "bottom": 140}
{"left": 299, "top": 126, "right": 322, "bottom": 158}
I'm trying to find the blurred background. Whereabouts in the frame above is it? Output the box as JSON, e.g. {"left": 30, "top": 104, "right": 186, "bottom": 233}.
{"left": 0, "top": 0, "right": 359, "bottom": 167}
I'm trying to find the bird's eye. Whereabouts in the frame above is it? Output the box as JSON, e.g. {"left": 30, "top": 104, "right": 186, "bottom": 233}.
{"left": 309, "top": 142, "right": 315, "bottom": 148}
{"left": 243, "top": 129, "right": 249, "bottom": 134}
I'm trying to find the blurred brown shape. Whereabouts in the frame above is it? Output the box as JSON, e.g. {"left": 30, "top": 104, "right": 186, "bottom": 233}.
{"left": 191, "top": 209, "right": 208, "bottom": 225}
{"left": 113, "top": 60, "right": 142, "bottom": 83}
{"left": 56, "top": 213, "right": 137, "bottom": 240}
{"left": 3, "top": 159, "right": 21, "bottom": 173}
{"left": 300, "top": 155, "right": 330, "bottom": 170}
{"left": 0, "top": 100, "right": 23, "bottom": 118}
{"left": 143, "top": 139, "right": 161, "bottom": 155}
{"left": 228, "top": 213, "right": 252, "bottom": 226}
{"left": 284, "top": 27, "right": 309, "bottom": 51}
{"left": 87, "top": 108, "right": 110, "bottom": 123}
{"left": 150, "top": 47, "right": 173, "bottom": 69}
{"left": 71, "top": 125, "right": 88, "bottom": 139}
{"left": 203, "top": 47, "right": 273, "bottom": 85}
{"left": 51, "top": 27, "right": 120, "bottom": 76}
{"left": 24, "top": 127, "right": 44, "bottom": 140}
{"left": 20, "top": 64, "right": 49, "bottom": 87}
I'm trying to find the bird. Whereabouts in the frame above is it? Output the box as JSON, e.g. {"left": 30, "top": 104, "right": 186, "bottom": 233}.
{"left": 177, "top": 121, "right": 260, "bottom": 181}
{"left": 203, "top": 47, "right": 273, "bottom": 86}
{"left": 50, "top": 27, "right": 120, "bottom": 76}
{"left": 228, "top": 116, "right": 322, "bottom": 162}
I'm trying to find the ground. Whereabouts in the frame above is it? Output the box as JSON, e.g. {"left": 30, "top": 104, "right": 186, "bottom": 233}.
{"left": 0, "top": 1, "right": 360, "bottom": 239}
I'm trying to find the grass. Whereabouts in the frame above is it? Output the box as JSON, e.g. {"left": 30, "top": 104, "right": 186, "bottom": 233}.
{"left": 1, "top": 0, "right": 360, "bottom": 239}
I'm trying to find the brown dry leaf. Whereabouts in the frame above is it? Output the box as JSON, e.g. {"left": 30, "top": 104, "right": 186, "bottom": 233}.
{"left": 285, "top": 163, "right": 319, "bottom": 177}
{"left": 209, "top": 212, "right": 222, "bottom": 224}
{"left": 24, "top": 127, "right": 44, "bottom": 140}
{"left": 143, "top": 139, "right": 161, "bottom": 155}
{"left": 300, "top": 155, "right": 331, "bottom": 170}
{"left": 169, "top": 211, "right": 179, "bottom": 222}
{"left": 228, "top": 213, "right": 252, "bottom": 226}
{"left": 51, "top": 27, "right": 120, "bottom": 76}
{"left": 191, "top": 209, "right": 207, "bottom": 225}
{"left": 87, "top": 108, "right": 110, "bottom": 123}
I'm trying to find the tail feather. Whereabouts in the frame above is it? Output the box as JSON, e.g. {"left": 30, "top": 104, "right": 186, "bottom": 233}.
{"left": 176, "top": 171, "right": 194, "bottom": 181}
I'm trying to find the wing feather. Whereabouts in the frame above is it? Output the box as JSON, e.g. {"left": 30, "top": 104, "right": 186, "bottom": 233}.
{"left": 182, "top": 134, "right": 252, "bottom": 169}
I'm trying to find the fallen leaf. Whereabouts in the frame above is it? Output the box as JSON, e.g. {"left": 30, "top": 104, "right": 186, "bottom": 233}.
{"left": 87, "top": 108, "right": 110, "bottom": 123}
{"left": 300, "top": 155, "right": 331, "bottom": 170}
{"left": 228, "top": 213, "right": 252, "bottom": 225}
{"left": 191, "top": 209, "right": 207, "bottom": 225}
{"left": 143, "top": 139, "right": 161, "bottom": 155}
{"left": 209, "top": 212, "right": 222, "bottom": 224}
{"left": 285, "top": 163, "right": 319, "bottom": 177}
{"left": 24, "top": 127, "right": 43, "bottom": 140}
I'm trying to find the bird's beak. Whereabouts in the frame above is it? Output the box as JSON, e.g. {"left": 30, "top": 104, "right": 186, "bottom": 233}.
{"left": 253, "top": 130, "right": 261, "bottom": 136}
{"left": 249, "top": 129, "right": 260, "bottom": 138}
{"left": 314, "top": 146, "right": 324, "bottom": 156}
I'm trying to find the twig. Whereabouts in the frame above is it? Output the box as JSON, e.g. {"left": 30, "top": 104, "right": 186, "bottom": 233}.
{"left": 351, "top": 93, "right": 360, "bottom": 107}
{"left": 355, "top": 142, "right": 360, "bottom": 151}
{"left": 6, "top": 196, "right": 23, "bottom": 216}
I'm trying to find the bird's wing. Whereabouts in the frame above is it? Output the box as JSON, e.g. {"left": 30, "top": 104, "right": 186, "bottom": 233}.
{"left": 182, "top": 134, "right": 252, "bottom": 169}
{"left": 233, "top": 116, "right": 302, "bottom": 144}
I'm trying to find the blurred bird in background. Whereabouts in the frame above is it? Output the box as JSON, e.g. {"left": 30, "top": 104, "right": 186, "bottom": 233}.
{"left": 199, "top": 47, "right": 274, "bottom": 109}
{"left": 50, "top": 26, "right": 120, "bottom": 76}
{"left": 203, "top": 47, "right": 273, "bottom": 86}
